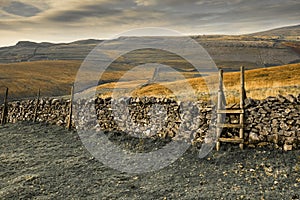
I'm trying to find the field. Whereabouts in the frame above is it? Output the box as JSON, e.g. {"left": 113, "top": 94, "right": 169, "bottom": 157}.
{"left": 0, "top": 60, "right": 81, "bottom": 100}
{"left": 0, "top": 60, "right": 299, "bottom": 103}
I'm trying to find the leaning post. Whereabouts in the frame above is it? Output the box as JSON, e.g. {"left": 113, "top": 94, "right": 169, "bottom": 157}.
{"left": 216, "top": 70, "right": 225, "bottom": 151}
{"left": 1, "top": 87, "right": 9, "bottom": 125}
{"left": 33, "top": 89, "right": 40, "bottom": 122}
{"left": 67, "top": 85, "right": 74, "bottom": 130}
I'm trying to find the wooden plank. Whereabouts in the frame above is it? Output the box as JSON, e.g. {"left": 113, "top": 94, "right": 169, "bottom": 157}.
{"left": 1, "top": 87, "right": 8, "bottom": 125}
{"left": 219, "top": 137, "right": 244, "bottom": 143}
{"left": 217, "top": 109, "right": 244, "bottom": 114}
{"left": 33, "top": 89, "right": 40, "bottom": 122}
{"left": 226, "top": 103, "right": 238, "bottom": 109}
{"left": 67, "top": 85, "right": 74, "bottom": 130}
{"left": 217, "top": 123, "right": 243, "bottom": 128}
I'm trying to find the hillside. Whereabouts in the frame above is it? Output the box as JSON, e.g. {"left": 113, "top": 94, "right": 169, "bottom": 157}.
{"left": 250, "top": 24, "right": 300, "bottom": 37}
{"left": 0, "top": 60, "right": 299, "bottom": 103}
{"left": 0, "top": 40, "right": 100, "bottom": 63}
{"left": 0, "top": 24, "right": 299, "bottom": 70}
{"left": 97, "top": 63, "right": 300, "bottom": 103}
{"left": 0, "top": 60, "right": 81, "bottom": 100}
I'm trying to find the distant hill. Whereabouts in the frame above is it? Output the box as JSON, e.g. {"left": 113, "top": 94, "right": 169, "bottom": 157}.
{"left": 250, "top": 24, "right": 300, "bottom": 37}
{"left": 0, "top": 39, "right": 102, "bottom": 63}
{"left": 0, "top": 25, "right": 299, "bottom": 69}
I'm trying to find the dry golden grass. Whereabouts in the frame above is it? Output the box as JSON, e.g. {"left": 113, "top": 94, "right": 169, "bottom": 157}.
{"left": 107, "top": 63, "right": 300, "bottom": 103}
{"left": 0, "top": 60, "right": 299, "bottom": 103}
{"left": 224, "top": 63, "right": 300, "bottom": 103}
{"left": 0, "top": 60, "right": 81, "bottom": 99}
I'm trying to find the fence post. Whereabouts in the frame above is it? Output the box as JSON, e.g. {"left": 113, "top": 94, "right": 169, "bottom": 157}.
{"left": 67, "top": 85, "right": 74, "bottom": 130}
{"left": 33, "top": 89, "right": 40, "bottom": 122}
{"left": 1, "top": 87, "right": 8, "bottom": 125}
{"left": 216, "top": 70, "right": 225, "bottom": 151}
{"left": 239, "top": 66, "right": 245, "bottom": 150}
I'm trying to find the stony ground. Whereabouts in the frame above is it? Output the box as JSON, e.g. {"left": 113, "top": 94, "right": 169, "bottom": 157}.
{"left": 1, "top": 122, "right": 300, "bottom": 199}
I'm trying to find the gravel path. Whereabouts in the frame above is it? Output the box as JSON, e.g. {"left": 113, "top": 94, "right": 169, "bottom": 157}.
{"left": 1, "top": 122, "right": 300, "bottom": 199}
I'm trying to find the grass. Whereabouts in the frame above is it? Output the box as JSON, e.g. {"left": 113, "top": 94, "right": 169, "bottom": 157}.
{"left": 99, "top": 63, "right": 300, "bottom": 103}
{"left": 0, "top": 60, "right": 299, "bottom": 103}
{"left": 0, "top": 60, "right": 81, "bottom": 100}
{"left": 224, "top": 63, "right": 300, "bottom": 103}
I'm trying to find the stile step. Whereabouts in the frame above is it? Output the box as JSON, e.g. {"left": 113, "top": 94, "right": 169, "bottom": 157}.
{"left": 218, "top": 137, "right": 244, "bottom": 143}
{"left": 217, "top": 109, "right": 244, "bottom": 114}
{"left": 217, "top": 123, "right": 243, "bottom": 128}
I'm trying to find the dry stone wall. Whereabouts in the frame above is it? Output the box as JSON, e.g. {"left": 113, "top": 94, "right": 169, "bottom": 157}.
{"left": 244, "top": 94, "right": 300, "bottom": 150}
{"left": 0, "top": 95, "right": 299, "bottom": 150}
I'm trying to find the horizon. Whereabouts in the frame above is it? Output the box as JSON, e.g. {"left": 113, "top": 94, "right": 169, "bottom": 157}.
{"left": 1, "top": 23, "right": 300, "bottom": 48}
{"left": 0, "top": 0, "right": 300, "bottom": 47}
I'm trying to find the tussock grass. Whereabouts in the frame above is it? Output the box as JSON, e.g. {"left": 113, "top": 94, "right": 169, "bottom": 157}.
{"left": 0, "top": 60, "right": 299, "bottom": 103}
{"left": 0, "top": 60, "right": 81, "bottom": 99}
{"left": 224, "top": 63, "right": 300, "bottom": 103}
{"left": 113, "top": 63, "right": 300, "bottom": 103}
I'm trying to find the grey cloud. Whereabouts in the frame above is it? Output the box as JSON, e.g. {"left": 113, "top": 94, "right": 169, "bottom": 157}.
{"left": 2, "top": 1, "right": 41, "bottom": 17}
{"left": 0, "top": 0, "right": 299, "bottom": 47}
{"left": 42, "top": 0, "right": 300, "bottom": 28}
{"left": 48, "top": 9, "right": 120, "bottom": 22}
{"left": 46, "top": 2, "right": 134, "bottom": 22}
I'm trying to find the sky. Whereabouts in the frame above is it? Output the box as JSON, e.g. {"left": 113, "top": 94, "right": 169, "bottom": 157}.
{"left": 0, "top": 0, "right": 299, "bottom": 47}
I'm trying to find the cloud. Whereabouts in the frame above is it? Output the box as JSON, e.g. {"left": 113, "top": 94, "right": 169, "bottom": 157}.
{"left": 47, "top": 4, "right": 123, "bottom": 22}
{"left": 134, "top": 0, "right": 157, "bottom": 6}
{"left": 0, "top": 0, "right": 299, "bottom": 47}
{"left": 2, "top": 1, "right": 42, "bottom": 17}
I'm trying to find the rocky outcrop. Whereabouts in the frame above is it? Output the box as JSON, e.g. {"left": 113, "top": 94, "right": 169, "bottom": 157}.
{"left": 0, "top": 95, "right": 299, "bottom": 150}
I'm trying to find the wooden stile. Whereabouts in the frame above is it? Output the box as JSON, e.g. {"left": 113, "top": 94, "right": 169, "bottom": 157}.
{"left": 216, "top": 66, "right": 246, "bottom": 151}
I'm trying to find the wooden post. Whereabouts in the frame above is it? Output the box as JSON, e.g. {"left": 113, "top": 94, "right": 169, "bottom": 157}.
{"left": 33, "top": 89, "right": 40, "bottom": 122}
{"left": 216, "top": 70, "right": 224, "bottom": 151}
{"left": 1, "top": 87, "right": 8, "bottom": 125}
{"left": 67, "top": 85, "right": 74, "bottom": 130}
{"left": 239, "top": 66, "right": 245, "bottom": 150}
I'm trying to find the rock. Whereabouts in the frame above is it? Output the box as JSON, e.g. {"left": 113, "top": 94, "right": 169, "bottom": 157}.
{"left": 249, "top": 132, "right": 260, "bottom": 144}
{"left": 257, "top": 142, "right": 269, "bottom": 147}
{"left": 277, "top": 95, "right": 286, "bottom": 103}
{"left": 283, "top": 144, "right": 293, "bottom": 151}
{"left": 267, "top": 134, "right": 279, "bottom": 144}
{"left": 286, "top": 94, "right": 297, "bottom": 103}
{"left": 285, "top": 137, "right": 297, "bottom": 144}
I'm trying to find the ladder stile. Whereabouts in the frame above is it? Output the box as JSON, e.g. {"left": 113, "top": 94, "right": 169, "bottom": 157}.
{"left": 216, "top": 66, "right": 246, "bottom": 151}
